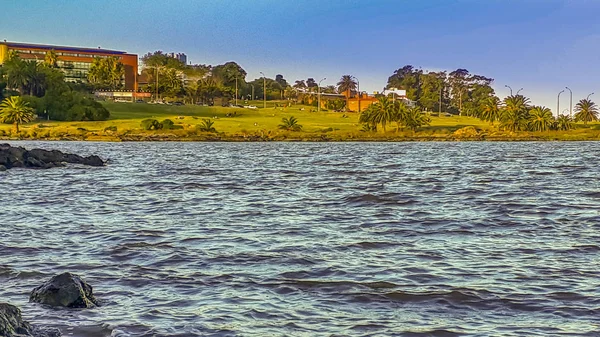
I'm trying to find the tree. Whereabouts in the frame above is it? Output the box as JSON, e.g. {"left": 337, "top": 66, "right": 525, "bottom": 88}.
{"left": 528, "top": 106, "right": 554, "bottom": 131}
{"left": 278, "top": 116, "right": 303, "bottom": 131}
{"left": 555, "top": 114, "right": 574, "bottom": 131}
{"left": 480, "top": 96, "right": 500, "bottom": 124}
{"left": 574, "top": 99, "right": 599, "bottom": 125}
{"left": 419, "top": 71, "right": 446, "bottom": 112}
{"left": 87, "top": 56, "right": 125, "bottom": 90}
{"left": 337, "top": 75, "right": 357, "bottom": 111}
{"left": 212, "top": 62, "right": 247, "bottom": 88}
{"left": 44, "top": 49, "right": 58, "bottom": 68}
{"left": 500, "top": 94, "right": 530, "bottom": 131}
{"left": 386, "top": 65, "right": 422, "bottom": 102}
{"left": 365, "top": 96, "right": 395, "bottom": 132}
{"left": 0, "top": 96, "right": 36, "bottom": 132}
{"left": 197, "top": 119, "right": 217, "bottom": 132}
{"left": 401, "top": 106, "right": 431, "bottom": 132}
{"left": 275, "top": 74, "right": 288, "bottom": 89}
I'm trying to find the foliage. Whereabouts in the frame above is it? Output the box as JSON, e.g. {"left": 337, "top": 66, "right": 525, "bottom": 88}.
{"left": 528, "top": 106, "right": 554, "bottom": 131}
{"left": 0, "top": 96, "right": 36, "bottom": 132}
{"left": 325, "top": 99, "right": 346, "bottom": 111}
{"left": 278, "top": 116, "right": 303, "bottom": 131}
{"left": 500, "top": 94, "right": 530, "bottom": 131}
{"left": 197, "top": 119, "right": 217, "bottom": 132}
{"left": 141, "top": 119, "right": 162, "bottom": 130}
{"left": 87, "top": 56, "right": 125, "bottom": 90}
{"left": 337, "top": 75, "right": 357, "bottom": 111}
{"left": 401, "top": 106, "right": 431, "bottom": 131}
{"left": 574, "top": 99, "right": 599, "bottom": 125}
{"left": 479, "top": 96, "right": 500, "bottom": 124}
{"left": 160, "top": 119, "right": 175, "bottom": 129}
{"left": 555, "top": 114, "right": 574, "bottom": 131}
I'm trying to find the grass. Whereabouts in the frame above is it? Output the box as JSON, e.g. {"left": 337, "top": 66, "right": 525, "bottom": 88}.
{"left": 1, "top": 100, "right": 600, "bottom": 141}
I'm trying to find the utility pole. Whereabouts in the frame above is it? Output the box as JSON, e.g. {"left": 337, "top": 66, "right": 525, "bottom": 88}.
{"left": 235, "top": 76, "right": 238, "bottom": 106}
{"left": 557, "top": 90, "right": 564, "bottom": 117}
{"left": 318, "top": 77, "right": 326, "bottom": 112}
{"left": 260, "top": 72, "right": 266, "bottom": 108}
{"left": 251, "top": 84, "right": 254, "bottom": 100}
{"left": 565, "top": 87, "right": 573, "bottom": 117}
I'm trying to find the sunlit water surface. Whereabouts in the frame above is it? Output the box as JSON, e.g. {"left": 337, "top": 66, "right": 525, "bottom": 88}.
{"left": 1, "top": 141, "right": 599, "bottom": 337}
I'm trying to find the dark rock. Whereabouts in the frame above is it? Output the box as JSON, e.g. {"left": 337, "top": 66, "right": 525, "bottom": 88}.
{"left": 0, "top": 165, "right": 6, "bottom": 171}
{"left": 0, "top": 144, "right": 105, "bottom": 170}
{"left": 0, "top": 303, "right": 61, "bottom": 337}
{"left": 30, "top": 273, "right": 98, "bottom": 308}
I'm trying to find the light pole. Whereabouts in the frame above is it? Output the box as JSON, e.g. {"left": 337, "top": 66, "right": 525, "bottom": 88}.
{"left": 235, "top": 76, "right": 238, "bottom": 106}
{"left": 260, "top": 72, "right": 266, "bottom": 108}
{"left": 250, "top": 84, "right": 255, "bottom": 100}
{"left": 587, "top": 92, "right": 595, "bottom": 100}
{"left": 516, "top": 88, "right": 524, "bottom": 95}
{"left": 565, "top": 87, "right": 573, "bottom": 117}
{"left": 505, "top": 85, "right": 513, "bottom": 96}
{"left": 557, "top": 89, "right": 564, "bottom": 117}
{"left": 317, "top": 77, "right": 326, "bottom": 112}
{"left": 439, "top": 85, "right": 443, "bottom": 116}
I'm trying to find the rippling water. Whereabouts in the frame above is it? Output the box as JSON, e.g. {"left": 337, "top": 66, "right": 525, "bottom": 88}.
{"left": 1, "top": 141, "right": 600, "bottom": 337}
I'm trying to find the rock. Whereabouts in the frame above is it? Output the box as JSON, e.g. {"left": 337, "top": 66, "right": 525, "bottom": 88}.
{"left": 30, "top": 273, "right": 98, "bottom": 308}
{"left": 0, "top": 144, "right": 105, "bottom": 170}
{"left": 0, "top": 165, "right": 6, "bottom": 171}
{"left": 0, "top": 303, "right": 61, "bottom": 337}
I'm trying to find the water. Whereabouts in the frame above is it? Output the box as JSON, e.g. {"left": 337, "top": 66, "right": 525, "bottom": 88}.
{"left": 1, "top": 141, "right": 600, "bottom": 337}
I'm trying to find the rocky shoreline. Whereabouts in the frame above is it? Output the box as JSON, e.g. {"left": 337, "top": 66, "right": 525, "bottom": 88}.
{"left": 0, "top": 144, "right": 105, "bottom": 170}
{"left": 1, "top": 272, "right": 98, "bottom": 337}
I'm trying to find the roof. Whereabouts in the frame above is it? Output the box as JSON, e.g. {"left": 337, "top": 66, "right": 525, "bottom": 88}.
{"left": 2, "top": 41, "right": 128, "bottom": 55}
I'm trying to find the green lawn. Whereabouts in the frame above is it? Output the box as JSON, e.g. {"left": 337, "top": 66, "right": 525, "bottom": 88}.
{"left": 2, "top": 100, "right": 600, "bottom": 141}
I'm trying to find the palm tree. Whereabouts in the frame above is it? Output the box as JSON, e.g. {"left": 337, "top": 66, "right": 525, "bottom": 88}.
{"left": 367, "top": 96, "right": 395, "bottom": 132}
{"left": 555, "top": 114, "right": 574, "bottom": 131}
{"left": 197, "top": 119, "right": 217, "bottom": 132}
{"left": 4, "top": 58, "right": 29, "bottom": 94}
{"left": 480, "top": 96, "right": 500, "bottom": 125}
{"left": 402, "top": 106, "right": 431, "bottom": 132}
{"left": 528, "top": 106, "right": 554, "bottom": 131}
{"left": 500, "top": 94, "right": 530, "bottom": 131}
{"left": 44, "top": 49, "right": 59, "bottom": 68}
{"left": 337, "top": 75, "right": 357, "bottom": 111}
{"left": 574, "top": 99, "right": 599, "bottom": 125}
{"left": 278, "top": 116, "right": 303, "bottom": 131}
{"left": 0, "top": 96, "right": 36, "bottom": 133}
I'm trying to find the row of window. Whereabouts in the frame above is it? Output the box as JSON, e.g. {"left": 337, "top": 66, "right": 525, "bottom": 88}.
{"left": 13, "top": 49, "right": 120, "bottom": 59}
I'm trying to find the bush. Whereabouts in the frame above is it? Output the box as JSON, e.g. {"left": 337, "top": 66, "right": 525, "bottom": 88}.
{"left": 104, "top": 126, "right": 117, "bottom": 132}
{"left": 141, "top": 119, "right": 161, "bottom": 130}
{"left": 160, "top": 119, "right": 175, "bottom": 129}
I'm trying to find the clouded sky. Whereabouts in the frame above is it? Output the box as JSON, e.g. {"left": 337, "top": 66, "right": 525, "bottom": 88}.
{"left": 2, "top": 0, "right": 599, "bottom": 110}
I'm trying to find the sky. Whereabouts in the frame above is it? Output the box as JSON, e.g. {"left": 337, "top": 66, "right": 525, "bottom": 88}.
{"left": 1, "top": 0, "right": 599, "bottom": 111}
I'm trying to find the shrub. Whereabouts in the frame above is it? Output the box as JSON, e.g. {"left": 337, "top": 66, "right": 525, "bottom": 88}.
{"left": 196, "top": 119, "right": 217, "bottom": 132}
{"left": 160, "top": 119, "right": 175, "bottom": 129}
{"left": 104, "top": 125, "right": 118, "bottom": 132}
{"left": 141, "top": 119, "right": 161, "bottom": 130}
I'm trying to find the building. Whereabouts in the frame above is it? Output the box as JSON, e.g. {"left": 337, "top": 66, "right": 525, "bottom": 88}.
{"left": 0, "top": 41, "right": 138, "bottom": 90}
{"left": 167, "top": 52, "right": 187, "bottom": 65}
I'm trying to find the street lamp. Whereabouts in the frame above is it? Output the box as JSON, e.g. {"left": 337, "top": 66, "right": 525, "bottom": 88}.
{"left": 557, "top": 89, "right": 565, "bottom": 117}
{"left": 516, "top": 88, "right": 524, "bottom": 95}
{"left": 259, "top": 72, "right": 266, "bottom": 109}
{"left": 317, "top": 77, "right": 326, "bottom": 112}
{"left": 235, "top": 76, "right": 238, "bottom": 106}
{"left": 505, "top": 85, "right": 513, "bottom": 96}
{"left": 565, "top": 87, "right": 573, "bottom": 117}
{"left": 587, "top": 92, "right": 595, "bottom": 100}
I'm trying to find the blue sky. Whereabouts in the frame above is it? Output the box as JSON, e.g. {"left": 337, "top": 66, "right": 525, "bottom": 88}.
{"left": 1, "top": 0, "right": 599, "bottom": 110}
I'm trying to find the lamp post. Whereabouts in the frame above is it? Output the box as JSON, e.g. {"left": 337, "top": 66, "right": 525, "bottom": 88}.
{"left": 250, "top": 84, "right": 255, "bottom": 100}
{"left": 587, "top": 92, "right": 595, "bottom": 100}
{"left": 557, "top": 89, "right": 565, "bottom": 117}
{"left": 516, "top": 88, "right": 524, "bottom": 95}
{"left": 439, "top": 85, "right": 443, "bottom": 116}
{"left": 505, "top": 85, "right": 513, "bottom": 96}
{"left": 317, "top": 77, "right": 326, "bottom": 112}
{"left": 259, "top": 72, "right": 266, "bottom": 109}
{"left": 565, "top": 87, "right": 573, "bottom": 117}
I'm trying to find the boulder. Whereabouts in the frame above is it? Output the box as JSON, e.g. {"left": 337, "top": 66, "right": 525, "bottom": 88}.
{"left": 30, "top": 273, "right": 98, "bottom": 308}
{"left": 0, "top": 144, "right": 105, "bottom": 170}
{"left": 0, "top": 303, "right": 61, "bottom": 337}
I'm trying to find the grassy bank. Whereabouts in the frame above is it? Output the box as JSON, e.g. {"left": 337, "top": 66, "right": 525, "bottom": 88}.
{"left": 2, "top": 100, "right": 600, "bottom": 141}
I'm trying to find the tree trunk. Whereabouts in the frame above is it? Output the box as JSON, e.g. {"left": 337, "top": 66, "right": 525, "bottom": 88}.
{"left": 15, "top": 122, "right": 19, "bottom": 133}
